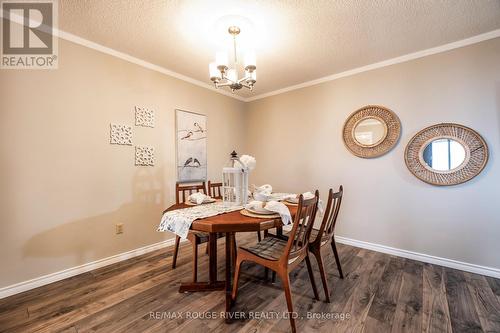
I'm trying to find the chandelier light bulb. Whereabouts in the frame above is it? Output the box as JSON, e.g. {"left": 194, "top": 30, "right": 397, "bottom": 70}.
{"left": 244, "top": 50, "right": 256, "bottom": 71}
{"left": 246, "top": 69, "right": 257, "bottom": 84}
{"left": 209, "top": 62, "right": 221, "bottom": 81}
{"left": 216, "top": 51, "right": 228, "bottom": 70}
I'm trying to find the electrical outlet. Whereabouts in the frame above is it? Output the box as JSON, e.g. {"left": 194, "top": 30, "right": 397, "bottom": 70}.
{"left": 116, "top": 223, "right": 124, "bottom": 234}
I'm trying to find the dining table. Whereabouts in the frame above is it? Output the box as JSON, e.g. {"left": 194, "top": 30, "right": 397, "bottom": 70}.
{"left": 164, "top": 202, "right": 298, "bottom": 319}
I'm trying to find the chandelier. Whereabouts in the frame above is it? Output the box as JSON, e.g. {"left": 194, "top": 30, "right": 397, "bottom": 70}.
{"left": 209, "top": 26, "right": 257, "bottom": 92}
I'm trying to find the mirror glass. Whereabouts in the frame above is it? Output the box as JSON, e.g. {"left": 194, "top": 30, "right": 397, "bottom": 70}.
{"left": 354, "top": 118, "right": 386, "bottom": 146}
{"left": 422, "top": 138, "right": 466, "bottom": 171}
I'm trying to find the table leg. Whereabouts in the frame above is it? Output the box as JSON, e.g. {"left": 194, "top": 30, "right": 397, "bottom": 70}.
{"left": 225, "top": 232, "right": 234, "bottom": 322}
{"left": 230, "top": 232, "right": 237, "bottom": 268}
{"left": 179, "top": 232, "right": 224, "bottom": 293}
{"left": 209, "top": 232, "right": 217, "bottom": 282}
{"left": 277, "top": 226, "right": 283, "bottom": 237}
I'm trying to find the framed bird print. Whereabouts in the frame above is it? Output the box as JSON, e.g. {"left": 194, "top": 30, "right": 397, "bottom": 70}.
{"left": 176, "top": 109, "right": 207, "bottom": 182}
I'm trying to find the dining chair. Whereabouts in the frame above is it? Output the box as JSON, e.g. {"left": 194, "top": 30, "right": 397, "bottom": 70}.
{"left": 171, "top": 181, "right": 229, "bottom": 284}
{"left": 307, "top": 185, "right": 344, "bottom": 302}
{"left": 207, "top": 181, "right": 223, "bottom": 199}
{"left": 171, "top": 181, "right": 207, "bottom": 273}
{"left": 232, "top": 191, "right": 320, "bottom": 333}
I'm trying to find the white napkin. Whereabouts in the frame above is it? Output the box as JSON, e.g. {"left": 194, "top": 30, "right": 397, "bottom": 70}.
{"left": 188, "top": 192, "right": 211, "bottom": 205}
{"left": 253, "top": 191, "right": 272, "bottom": 202}
{"left": 318, "top": 199, "right": 324, "bottom": 214}
{"left": 302, "top": 191, "right": 315, "bottom": 199}
{"left": 245, "top": 200, "right": 266, "bottom": 212}
{"left": 253, "top": 184, "right": 272, "bottom": 195}
{"left": 303, "top": 192, "right": 324, "bottom": 214}
{"left": 284, "top": 191, "right": 324, "bottom": 214}
{"left": 245, "top": 200, "right": 292, "bottom": 225}
{"left": 265, "top": 200, "right": 292, "bottom": 225}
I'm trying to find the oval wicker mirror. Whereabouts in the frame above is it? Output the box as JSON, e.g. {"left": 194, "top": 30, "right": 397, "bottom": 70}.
{"left": 343, "top": 105, "right": 401, "bottom": 158}
{"left": 405, "top": 123, "right": 488, "bottom": 186}
{"left": 422, "top": 138, "right": 466, "bottom": 171}
{"left": 353, "top": 117, "right": 387, "bottom": 147}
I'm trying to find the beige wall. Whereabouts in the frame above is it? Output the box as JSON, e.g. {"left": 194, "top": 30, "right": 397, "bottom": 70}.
{"left": 245, "top": 38, "right": 500, "bottom": 269}
{"left": 0, "top": 39, "right": 246, "bottom": 287}
{"left": 1, "top": 35, "right": 499, "bottom": 290}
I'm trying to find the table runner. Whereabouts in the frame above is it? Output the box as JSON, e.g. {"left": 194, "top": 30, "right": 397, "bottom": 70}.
{"left": 157, "top": 202, "right": 243, "bottom": 239}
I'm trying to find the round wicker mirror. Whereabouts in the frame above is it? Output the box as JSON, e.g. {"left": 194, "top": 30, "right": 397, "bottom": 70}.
{"left": 405, "top": 123, "right": 488, "bottom": 186}
{"left": 343, "top": 105, "right": 401, "bottom": 158}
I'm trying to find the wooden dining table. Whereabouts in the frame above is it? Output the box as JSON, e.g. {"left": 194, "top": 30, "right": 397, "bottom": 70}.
{"left": 165, "top": 203, "right": 298, "bottom": 317}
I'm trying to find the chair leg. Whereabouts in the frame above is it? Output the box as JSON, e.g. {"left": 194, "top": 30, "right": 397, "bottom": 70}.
{"left": 172, "top": 236, "right": 180, "bottom": 269}
{"left": 305, "top": 255, "right": 320, "bottom": 301}
{"left": 192, "top": 239, "right": 198, "bottom": 282}
{"left": 231, "top": 257, "right": 244, "bottom": 302}
{"left": 331, "top": 239, "right": 344, "bottom": 279}
{"left": 271, "top": 271, "right": 276, "bottom": 283}
{"left": 280, "top": 271, "right": 297, "bottom": 333}
{"left": 257, "top": 231, "right": 262, "bottom": 242}
{"left": 312, "top": 249, "right": 330, "bottom": 302}
{"left": 264, "top": 267, "right": 269, "bottom": 281}
{"left": 205, "top": 243, "right": 209, "bottom": 255}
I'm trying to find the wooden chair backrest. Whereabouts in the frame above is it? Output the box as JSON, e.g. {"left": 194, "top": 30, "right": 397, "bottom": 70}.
{"left": 314, "top": 186, "right": 343, "bottom": 244}
{"left": 283, "top": 190, "right": 319, "bottom": 263}
{"left": 175, "top": 181, "right": 207, "bottom": 204}
{"left": 207, "top": 181, "right": 223, "bottom": 199}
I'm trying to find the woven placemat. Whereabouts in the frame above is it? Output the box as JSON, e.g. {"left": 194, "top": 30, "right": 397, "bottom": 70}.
{"left": 240, "top": 209, "right": 280, "bottom": 219}
{"left": 185, "top": 199, "right": 218, "bottom": 206}
{"left": 283, "top": 201, "right": 298, "bottom": 206}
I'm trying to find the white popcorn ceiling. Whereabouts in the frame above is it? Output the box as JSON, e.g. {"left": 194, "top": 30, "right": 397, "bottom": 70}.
{"left": 60, "top": 0, "right": 500, "bottom": 98}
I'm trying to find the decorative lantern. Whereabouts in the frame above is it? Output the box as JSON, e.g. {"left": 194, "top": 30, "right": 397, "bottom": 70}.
{"left": 222, "top": 151, "right": 249, "bottom": 206}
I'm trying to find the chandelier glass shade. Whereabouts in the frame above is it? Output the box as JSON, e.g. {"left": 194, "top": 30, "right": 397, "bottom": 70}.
{"left": 209, "top": 26, "right": 257, "bottom": 92}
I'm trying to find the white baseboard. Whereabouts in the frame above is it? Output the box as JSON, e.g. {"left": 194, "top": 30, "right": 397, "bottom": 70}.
{"left": 2, "top": 235, "right": 498, "bottom": 299}
{"left": 335, "top": 236, "right": 500, "bottom": 279}
{"left": 0, "top": 237, "right": 186, "bottom": 300}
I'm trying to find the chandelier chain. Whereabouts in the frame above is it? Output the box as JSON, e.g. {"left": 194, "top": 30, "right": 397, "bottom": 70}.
{"left": 233, "top": 35, "right": 237, "bottom": 64}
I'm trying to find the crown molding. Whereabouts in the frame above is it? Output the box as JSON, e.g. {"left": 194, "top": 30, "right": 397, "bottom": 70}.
{"left": 51, "top": 26, "right": 500, "bottom": 104}
{"left": 0, "top": 9, "right": 241, "bottom": 102}
{"left": 246, "top": 29, "right": 500, "bottom": 102}
{"left": 54, "top": 30, "right": 247, "bottom": 102}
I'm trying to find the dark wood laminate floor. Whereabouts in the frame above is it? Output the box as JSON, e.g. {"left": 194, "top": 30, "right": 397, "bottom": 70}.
{"left": 1, "top": 233, "right": 500, "bottom": 333}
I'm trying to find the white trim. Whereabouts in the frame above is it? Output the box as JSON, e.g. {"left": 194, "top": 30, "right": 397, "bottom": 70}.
{"left": 246, "top": 29, "right": 500, "bottom": 102}
{"left": 335, "top": 236, "right": 500, "bottom": 279}
{"left": 53, "top": 30, "right": 247, "bottom": 102}
{"left": 0, "top": 237, "right": 186, "bottom": 300}
{"left": 49, "top": 25, "right": 500, "bottom": 104}
{"left": 1, "top": 234, "right": 498, "bottom": 299}
{"left": 2, "top": 11, "right": 244, "bottom": 101}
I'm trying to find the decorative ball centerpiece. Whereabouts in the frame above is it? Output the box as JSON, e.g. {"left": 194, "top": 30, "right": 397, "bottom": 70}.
{"left": 222, "top": 151, "right": 255, "bottom": 206}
